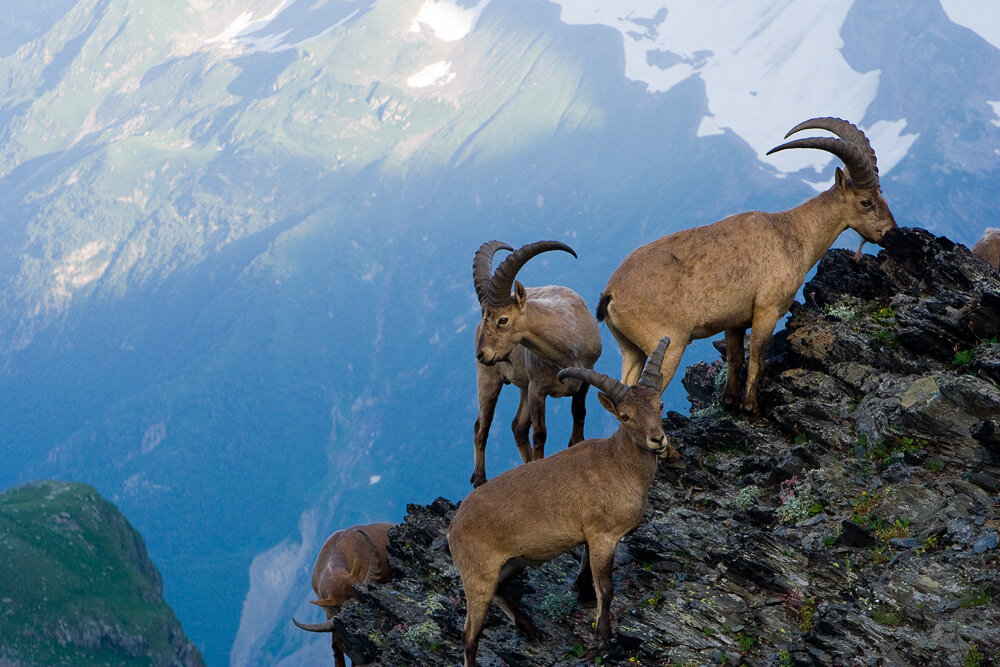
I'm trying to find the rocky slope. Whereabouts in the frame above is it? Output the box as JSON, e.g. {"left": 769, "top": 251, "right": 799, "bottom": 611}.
{"left": 331, "top": 227, "right": 1000, "bottom": 666}
{"left": 0, "top": 481, "right": 204, "bottom": 666}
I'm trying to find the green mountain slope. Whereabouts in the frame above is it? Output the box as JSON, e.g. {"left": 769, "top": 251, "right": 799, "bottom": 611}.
{"left": 0, "top": 480, "right": 204, "bottom": 666}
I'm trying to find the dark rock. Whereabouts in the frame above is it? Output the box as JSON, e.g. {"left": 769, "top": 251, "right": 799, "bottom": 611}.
{"left": 969, "top": 472, "right": 1000, "bottom": 494}
{"left": 889, "top": 538, "right": 918, "bottom": 549}
{"left": 836, "top": 520, "right": 876, "bottom": 548}
{"left": 974, "top": 533, "right": 998, "bottom": 553}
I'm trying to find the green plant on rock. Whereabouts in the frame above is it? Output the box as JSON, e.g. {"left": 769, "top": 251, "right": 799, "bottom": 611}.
{"left": 540, "top": 589, "right": 576, "bottom": 621}
{"left": 963, "top": 643, "right": 984, "bottom": 667}
{"left": 733, "top": 485, "right": 762, "bottom": 511}
{"left": 778, "top": 649, "right": 793, "bottom": 666}
{"left": 737, "top": 632, "right": 757, "bottom": 653}
{"left": 872, "top": 603, "right": 902, "bottom": 627}
{"left": 824, "top": 296, "right": 861, "bottom": 321}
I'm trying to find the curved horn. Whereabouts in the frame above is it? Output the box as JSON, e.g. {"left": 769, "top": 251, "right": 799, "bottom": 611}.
{"left": 473, "top": 241, "right": 514, "bottom": 304}
{"left": 558, "top": 367, "right": 628, "bottom": 404}
{"left": 292, "top": 617, "right": 338, "bottom": 633}
{"left": 783, "top": 117, "right": 878, "bottom": 175}
{"left": 766, "top": 136, "right": 879, "bottom": 190}
{"left": 357, "top": 529, "right": 385, "bottom": 583}
{"left": 487, "top": 241, "right": 577, "bottom": 307}
{"left": 638, "top": 336, "right": 671, "bottom": 390}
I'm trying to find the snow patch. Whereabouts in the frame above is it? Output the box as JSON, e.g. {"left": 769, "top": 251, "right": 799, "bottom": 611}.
{"left": 410, "top": 0, "right": 490, "bottom": 41}
{"left": 553, "top": 0, "right": 884, "bottom": 174}
{"left": 407, "top": 61, "right": 456, "bottom": 88}
{"left": 863, "top": 118, "right": 919, "bottom": 175}
{"left": 941, "top": 0, "right": 1000, "bottom": 50}
{"left": 369, "top": 475, "right": 381, "bottom": 484}
{"left": 989, "top": 101, "right": 1000, "bottom": 128}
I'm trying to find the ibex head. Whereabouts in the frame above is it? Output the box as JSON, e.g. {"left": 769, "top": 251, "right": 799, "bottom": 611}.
{"left": 472, "top": 240, "right": 577, "bottom": 365}
{"left": 768, "top": 117, "right": 897, "bottom": 245}
{"left": 559, "top": 337, "right": 680, "bottom": 462}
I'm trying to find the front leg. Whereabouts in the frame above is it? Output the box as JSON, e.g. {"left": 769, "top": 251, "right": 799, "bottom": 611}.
{"left": 333, "top": 631, "right": 346, "bottom": 667}
{"left": 472, "top": 366, "right": 504, "bottom": 487}
{"left": 587, "top": 536, "right": 619, "bottom": 645}
{"left": 742, "top": 308, "right": 781, "bottom": 416}
{"left": 721, "top": 327, "right": 746, "bottom": 410}
{"left": 568, "top": 383, "right": 589, "bottom": 446}
{"left": 574, "top": 544, "right": 596, "bottom": 605}
{"left": 527, "top": 386, "right": 547, "bottom": 461}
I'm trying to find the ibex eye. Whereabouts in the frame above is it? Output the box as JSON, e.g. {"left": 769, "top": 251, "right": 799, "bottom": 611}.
{"left": 497, "top": 317, "right": 508, "bottom": 326}
{"left": 861, "top": 199, "right": 873, "bottom": 207}
{"left": 620, "top": 414, "right": 629, "bottom": 422}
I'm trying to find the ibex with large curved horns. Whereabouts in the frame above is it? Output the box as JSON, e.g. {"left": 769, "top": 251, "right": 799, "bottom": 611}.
{"left": 292, "top": 523, "right": 392, "bottom": 667}
{"left": 598, "top": 117, "right": 896, "bottom": 415}
{"left": 470, "top": 240, "right": 602, "bottom": 487}
{"left": 450, "top": 336, "right": 681, "bottom": 667}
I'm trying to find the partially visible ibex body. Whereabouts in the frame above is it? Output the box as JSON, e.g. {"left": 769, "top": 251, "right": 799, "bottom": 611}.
{"left": 972, "top": 228, "right": 1000, "bottom": 271}
{"left": 292, "top": 523, "right": 392, "bottom": 667}
{"left": 450, "top": 337, "right": 681, "bottom": 667}
{"left": 599, "top": 117, "right": 897, "bottom": 415}
{"left": 471, "top": 240, "right": 602, "bottom": 487}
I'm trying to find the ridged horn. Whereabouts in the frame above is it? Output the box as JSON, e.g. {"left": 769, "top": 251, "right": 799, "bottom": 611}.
{"left": 292, "top": 617, "right": 338, "bottom": 633}
{"left": 473, "top": 241, "right": 514, "bottom": 304}
{"left": 783, "top": 117, "right": 878, "bottom": 175}
{"left": 487, "top": 241, "right": 577, "bottom": 307}
{"left": 638, "top": 336, "right": 671, "bottom": 389}
{"left": 357, "top": 529, "right": 384, "bottom": 583}
{"left": 766, "top": 136, "right": 879, "bottom": 190}
{"left": 558, "top": 367, "right": 628, "bottom": 404}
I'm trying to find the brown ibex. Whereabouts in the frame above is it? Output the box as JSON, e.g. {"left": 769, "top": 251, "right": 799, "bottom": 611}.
{"left": 972, "top": 228, "right": 1000, "bottom": 271}
{"left": 598, "top": 117, "right": 897, "bottom": 415}
{"left": 292, "top": 523, "right": 392, "bottom": 667}
{"left": 471, "top": 240, "right": 602, "bottom": 487}
{"left": 449, "top": 337, "right": 681, "bottom": 667}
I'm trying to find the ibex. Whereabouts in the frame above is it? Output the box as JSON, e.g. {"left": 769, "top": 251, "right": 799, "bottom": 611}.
{"left": 471, "top": 240, "right": 602, "bottom": 487}
{"left": 449, "top": 337, "right": 681, "bottom": 667}
{"left": 292, "top": 523, "right": 392, "bottom": 667}
{"left": 598, "top": 117, "right": 897, "bottom": 415}
{"left": 972, "top": 228, "right": 1000, "bottom": 271}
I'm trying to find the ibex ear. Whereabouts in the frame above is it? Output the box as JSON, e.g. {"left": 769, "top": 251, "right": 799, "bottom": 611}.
{"left": 834, "top": 167, "right": 849, "bottom": 194}
{"left": 513, "top": 281, "right": 527, "bottom": 311}
{"left": 597, "top": 392, "right": 618, "bottom": 416}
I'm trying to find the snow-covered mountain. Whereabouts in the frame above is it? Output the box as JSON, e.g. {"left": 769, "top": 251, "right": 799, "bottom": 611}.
{"left": 0, "top": 0, "right": 997, "bottom": 663}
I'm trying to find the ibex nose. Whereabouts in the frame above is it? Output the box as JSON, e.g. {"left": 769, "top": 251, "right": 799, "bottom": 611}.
{"left": 476, "top": 351, "right": 485, "bottom": 361}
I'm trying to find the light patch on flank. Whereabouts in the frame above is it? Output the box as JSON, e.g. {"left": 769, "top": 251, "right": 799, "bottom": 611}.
{"left": 369, "top": 475, "right": 381, "bottom": 485}
{"left": 988, "top": 101, "right": 1000, "bottom": 128}
{"left": 407, "top": 61, "right": 455, "bottom": 88}
{"left": 410, "top": 0, "right": 490, "bottom": 41}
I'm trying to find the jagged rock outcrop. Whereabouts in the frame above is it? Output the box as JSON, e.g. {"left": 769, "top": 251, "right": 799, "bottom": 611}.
{"left": 0, "top": 481, "right": 204, "bottom": 667}
{"left": 334, "top": 228, "right": 1000, "bottom": 666}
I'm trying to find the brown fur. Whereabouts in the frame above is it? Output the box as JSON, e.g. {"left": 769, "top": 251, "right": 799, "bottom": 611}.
{"left": 451, "top": 347, "right": 681, "bottom": 667}
{"left": 473, "top": 284, "right": 602, "bottom": 487}
{"left": 972, "top": 228, "right": 1000, "bottom": 271}
{"left": 601, "top": 168, "right": 896, "bottom": 415}
{"left": 293, "top": 523, "right": 392, "bottom": 667}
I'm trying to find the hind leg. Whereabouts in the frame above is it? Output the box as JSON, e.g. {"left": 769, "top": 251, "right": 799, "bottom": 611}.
{"left": 460, "top": 570, "right": 500, "bottom": 667}
{"left": 721, "top": 327, "right": 746, "bottom": 410}
{"left": 607, "top": 322, "right": 647, "bottom": 386}
{"left": 494, "top": 563, "right": 543, "bottom": 641}
{"left": 568, "top": 383, "right": 589, "bottom": 446}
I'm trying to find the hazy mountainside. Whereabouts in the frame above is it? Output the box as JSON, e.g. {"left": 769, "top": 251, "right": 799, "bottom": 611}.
{"left": 335, "top": 227, "right": 1000, "bottom": 666}
{"left": 0, "top": 480, "right": 204, "bottom": 666}
{"left": 0, "top": 0, "right": 997, "bottom": 663}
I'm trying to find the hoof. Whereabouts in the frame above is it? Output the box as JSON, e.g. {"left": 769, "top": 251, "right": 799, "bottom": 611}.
{"left": 470, "top": 473, "right": 487, "bottom": 488}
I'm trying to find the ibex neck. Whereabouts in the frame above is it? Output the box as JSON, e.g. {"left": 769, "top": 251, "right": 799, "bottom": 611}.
{"left": 786, "top": 188, "right": 850, "bottom": 272}
{"left": 609, "top": 429, "right": 659, "bottom": 488}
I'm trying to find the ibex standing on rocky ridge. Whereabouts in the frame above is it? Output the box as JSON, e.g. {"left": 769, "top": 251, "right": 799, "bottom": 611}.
{"left": 292, "top": 523, "right": 392, "bottom": 667}
{"left": 450, "top": 337, "right": 681, "bottom": 667}
{"left": 972, "top": 228, "right": 1000, "bottom": 271}
{"left": 471, "top": 240, "right": 602, "bottom": 487}
{"left": 598, "top": 117, "right": 897, "bottom": 415}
